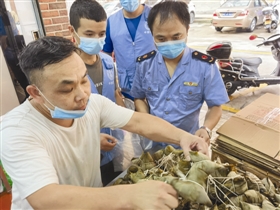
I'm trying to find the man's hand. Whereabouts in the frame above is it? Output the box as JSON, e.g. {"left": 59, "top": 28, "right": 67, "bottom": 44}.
{"left": 195, "top": 129, "right": 210, "bottom": 145}
{"left": 100, "top": 133, "right": 117, "bottom": 151}
{"left": 180, "top": 135, "right": 209, "bottom": 161}
{"left": 125, "top": 180, "right": 178, "bottom": 210}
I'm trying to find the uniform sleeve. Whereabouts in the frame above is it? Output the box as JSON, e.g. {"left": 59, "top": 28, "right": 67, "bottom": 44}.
{"left": 1, "top": 128, "right": 59, "bottom": 199}
{"left": 98, "top": 95, "right": 134, "bottom": 129}
{"left": 130, "top": 62, "right": 146, "bottom": 99}
{"left": 102, "top": 19, "right": 114, "bottom": 53}
{"left": 203, "top": 64, "right": 229, "bottom": 107}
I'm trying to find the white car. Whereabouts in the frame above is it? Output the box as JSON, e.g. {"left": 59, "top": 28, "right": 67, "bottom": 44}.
{"left": 102, "top": 0, "right": 149, "bottom": 17}
{"left": 151, "top": 0, "right": 196, "bottom": 23}
{"left": 102, "top": 1, "right": 121, "bottom": 17}
{"left": 188, "top": 1, "right": 196, "bottom": 23}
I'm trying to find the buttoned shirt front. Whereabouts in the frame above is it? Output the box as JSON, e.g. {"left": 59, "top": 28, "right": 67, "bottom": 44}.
{"left": 131, "top": 47, "right": 229, "bottom": 148}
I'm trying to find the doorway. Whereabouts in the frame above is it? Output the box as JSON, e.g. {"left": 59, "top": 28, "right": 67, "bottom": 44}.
{"left": 0, "top": 0, "right": 45, "bottom": 113}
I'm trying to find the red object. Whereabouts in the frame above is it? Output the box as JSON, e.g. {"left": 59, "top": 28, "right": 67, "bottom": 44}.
{"left": 208, "top": 44, "right": 223, "bottom": 51}
{"left": 0, "top": 167, "right": 12, "bottom": 210}
{"left": 238, "top": 10, "right": 249, "bottom": 16}
{"left": 202, "top": 55, "right": 208, "bottom": 59}
{"left": 219, "top": 61, "right": 231, "bottom": 68}
{"left": 0, "top": 192, "right": 12, "bottom": 210}
{"left": 249, "top": 35, "right": 257, "bottom": 40}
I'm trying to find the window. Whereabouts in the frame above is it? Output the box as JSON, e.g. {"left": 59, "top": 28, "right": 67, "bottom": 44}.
{"left": 254, "top": 0, "right": 261, "bottom": 7}
{"left": 260, "top": 0, "right": 268, "bottom": 6}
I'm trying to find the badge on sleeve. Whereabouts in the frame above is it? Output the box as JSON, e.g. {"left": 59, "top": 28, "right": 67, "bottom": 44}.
{"left": 192, "top": 51, "right": 215, "bottom": 64}
{"left": 136, "top": 50, "right": 157, "bottom": 62}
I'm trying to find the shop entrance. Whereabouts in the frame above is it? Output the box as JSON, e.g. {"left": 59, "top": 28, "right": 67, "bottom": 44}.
{"left": 0, "top": 0, "right": 45, "bottom": 115}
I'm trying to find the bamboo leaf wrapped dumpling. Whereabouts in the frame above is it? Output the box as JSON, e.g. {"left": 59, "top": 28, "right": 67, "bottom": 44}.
{"left": 240, "top": 201, "right": 261, "bottom": 210}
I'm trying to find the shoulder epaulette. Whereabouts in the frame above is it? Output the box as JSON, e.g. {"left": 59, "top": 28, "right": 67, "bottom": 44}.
{"left": 192, "top": 51, "right": 216, "bottom": 64}
{"left": 136, "top": 50, "right": 156, "bottom": 62}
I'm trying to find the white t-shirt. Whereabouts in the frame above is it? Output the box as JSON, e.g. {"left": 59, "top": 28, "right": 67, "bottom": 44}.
{"left": 0, "top": 94, "right": 134, "bottom": 210}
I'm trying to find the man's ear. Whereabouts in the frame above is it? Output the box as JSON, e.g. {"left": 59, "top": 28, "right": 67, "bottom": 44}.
{"left": 26, "top": 85, "right": 44, "bottom": 103}
{"left": 68, "top": 25, "right": 74, "bottom": 34}
{"left": 68, "top": 25, "right": 77, "bottom": 43}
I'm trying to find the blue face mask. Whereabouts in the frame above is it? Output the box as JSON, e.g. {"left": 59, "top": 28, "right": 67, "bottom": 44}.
{"left": 120, "top": 0, "right": 139, "bottom": 12}
{"left": 37, "top": 88, "right": 89, "bottom": 119}
{"left": 155, "top": 39, "right": 187, "bottom": 59}
{"left": 75, "top": 30, "right": 105, "bottom": 55}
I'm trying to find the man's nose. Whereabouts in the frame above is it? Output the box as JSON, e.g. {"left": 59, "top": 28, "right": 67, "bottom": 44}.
{"left": 75, "top": 85, "right": 89, "bottom": 102}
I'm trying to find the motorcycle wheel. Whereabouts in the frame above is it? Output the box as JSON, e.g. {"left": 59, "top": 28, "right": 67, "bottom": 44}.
{"left": 268, "top": 27, "right": 271, "bottom": 33}
{"left": 223, "top": 76, "right": 237, "bottom": 96}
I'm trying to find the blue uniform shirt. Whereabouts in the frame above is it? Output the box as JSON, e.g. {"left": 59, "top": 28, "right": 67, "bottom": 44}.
{"left": 103, "top": 5, "right": 155, "bottom": 95}
{"left": 131, "top": 47, "right": 229, "bottom": 148}
{"left": 87, "top": 52, "right": 117, "bottom": 166}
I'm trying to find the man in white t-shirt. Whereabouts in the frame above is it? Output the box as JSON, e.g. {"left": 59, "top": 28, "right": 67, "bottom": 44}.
{"left": 0, "top": 36, "right": 208, "bottom": 210}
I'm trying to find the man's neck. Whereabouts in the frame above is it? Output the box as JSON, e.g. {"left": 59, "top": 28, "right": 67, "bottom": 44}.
{"left": 80, "top": 52, "right": 97, "bottom": 65}
{"left": 30, "top": 99, "right": 74, "bottom": 127}
{"left": 123, "top": 4, "right": 144, "bottom": 18}
{"left": 164, "top": 52, "right": 184, "bottom": 78}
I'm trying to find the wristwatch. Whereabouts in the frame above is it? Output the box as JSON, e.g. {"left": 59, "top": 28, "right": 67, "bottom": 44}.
{"left": 200, "top": 126, "right": 212, "bottom": 138}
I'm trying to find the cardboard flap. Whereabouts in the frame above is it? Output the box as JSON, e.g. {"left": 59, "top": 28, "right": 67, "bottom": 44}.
{"left": 217, "top": 93, "right": 280, "bottom": 159}
{"left": 235, "top": 93, "right": 280, "bottom": 132}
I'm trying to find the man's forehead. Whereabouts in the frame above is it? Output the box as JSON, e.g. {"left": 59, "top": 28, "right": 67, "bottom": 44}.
{"left": 57, "top": 70, "right": 87, "bottom": 85}
{"left": 78, "top": 18, "right": 106, "bottom": 29}
{"left": 42, "top": 54, "right": 87, "bottom": 82}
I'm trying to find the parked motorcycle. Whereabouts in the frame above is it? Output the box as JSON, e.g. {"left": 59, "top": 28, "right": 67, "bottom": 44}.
{"left": 262, "top": 3, "right": 279, "bottom": 33}
{"left": 206, "top": 34, "right": 280, "bottom": 96}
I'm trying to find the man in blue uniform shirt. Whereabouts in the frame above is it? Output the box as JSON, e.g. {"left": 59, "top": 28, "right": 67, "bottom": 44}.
{"left": 68, "top": 0, "right": 124, "bottom": 185}
{"left": 131, "top": 1, "right": 229, "bottom": 151}
{"left": 103, "top": 0, "right": 155, "bottom": 99}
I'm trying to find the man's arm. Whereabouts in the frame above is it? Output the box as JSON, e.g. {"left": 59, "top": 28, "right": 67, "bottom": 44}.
{"left": 195, "top": 105, "right": 222, "bottom": 144}
{"left": 27, "top": 181, "right": 178, "bottom": 210}
{"left": 115, "top": 88, "right": 125, "bottom": 107}
{"left": 102, "top": 19, "right": 113, "bottom": 56}
{"left": 122, "top": 112, "right": 209, "bottom": 158}
{"left": 203, "top": 105, "right": 222, "bottom": 130}
{"left": 134, "top": 98, "right": 149, "bottom": 113}
{"left": 113, "top": 65, "right": 125, "bottom": 107}
{"left": 99, "top": 96, "right": 208, "bottom": 157}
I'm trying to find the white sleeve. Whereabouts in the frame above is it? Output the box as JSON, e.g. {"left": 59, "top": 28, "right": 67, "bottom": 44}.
{"left": 98, "top": 95, "right": 134, "bottom": 129}
{"left": 1, "top": 128, "right": 59, "bottom": 199}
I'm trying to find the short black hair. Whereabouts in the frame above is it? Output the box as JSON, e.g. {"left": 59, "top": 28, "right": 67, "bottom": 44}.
{"left": 148, "top": 1, "right": 190, "bottom": 34}
{"left": 70, "top": 0, "right": 107, "bottom": 31}
{"left": 18, "top": 36, "right": 80, "bottom": 86}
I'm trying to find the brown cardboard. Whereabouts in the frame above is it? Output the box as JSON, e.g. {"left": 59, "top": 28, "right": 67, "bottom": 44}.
{"left": 216, "top": 93, "right": 280, "bottom": 160}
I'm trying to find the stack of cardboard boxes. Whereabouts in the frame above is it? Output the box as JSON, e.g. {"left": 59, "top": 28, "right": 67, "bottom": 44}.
{"left": 212, "top": 93, "right": 280, "bottom": 186}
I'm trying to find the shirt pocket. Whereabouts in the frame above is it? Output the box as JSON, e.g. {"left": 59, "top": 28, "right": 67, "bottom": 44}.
{"left": 178, "top": 85, "right": 203, "bottom": 110}
{"left": 142, "top": 81, "right": 159, "bottom": 101}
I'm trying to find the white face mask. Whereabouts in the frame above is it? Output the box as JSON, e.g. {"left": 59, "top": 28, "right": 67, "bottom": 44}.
{"left": 155, "top": 39, "right": 187, "bottom": 59}
{"left": 37, "top": 87, "right": 89, "bottom": 119}
{"left": 74, "top": 29, "right": 106, "bottom": 55}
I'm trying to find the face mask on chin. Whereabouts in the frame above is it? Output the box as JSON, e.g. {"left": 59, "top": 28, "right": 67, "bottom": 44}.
{"left": 120, "top": 0, "right": 140, "bottom": 12}
{"left": 74, "top": 29, "right": 105, "bottom": 55}
{"left": 155, "top": 39, "right": 187, "bottom": 59}
{"left": 36, "top": 87, "right": 89, "bottom": 119}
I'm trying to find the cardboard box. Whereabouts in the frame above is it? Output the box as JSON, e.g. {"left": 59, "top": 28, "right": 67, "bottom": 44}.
{"left": 212, "top": 93, "right": 280, "bottom": 185}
